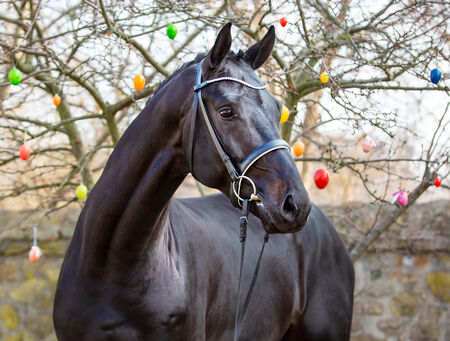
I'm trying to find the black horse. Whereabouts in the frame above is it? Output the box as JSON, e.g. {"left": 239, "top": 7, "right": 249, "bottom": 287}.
{"left": 54, "top": 23, "right": 354, "bottom": 340}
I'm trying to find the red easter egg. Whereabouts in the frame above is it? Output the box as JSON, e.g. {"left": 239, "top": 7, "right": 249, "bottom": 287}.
{"left": 19, "top": 144, "right": 31, "bottom": 160}
{"left": 314, "top": 169, "right": 329, "bottom": 189}
{"left": 280, "top": 17, "right": 287, "bottom": 27}
{"left": 434, "top": 177, "right": 441, "bottom": 187}
{"left": 28, "top": 246, "right": 42, "bottom": 263}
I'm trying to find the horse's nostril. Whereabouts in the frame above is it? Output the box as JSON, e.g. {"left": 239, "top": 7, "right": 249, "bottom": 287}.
{"left": 282, "top": 194, "right": 298, "bottom": 222}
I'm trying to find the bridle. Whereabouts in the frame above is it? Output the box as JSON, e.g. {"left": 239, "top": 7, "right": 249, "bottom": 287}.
{"left": 188, "top": 59, "right": 290, "bottom": 206}
{"left": 188, "top": 59, "right": 290, "bottom": 340}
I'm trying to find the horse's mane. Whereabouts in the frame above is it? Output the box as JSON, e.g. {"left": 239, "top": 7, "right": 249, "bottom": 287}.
{"left": 151, "top": 53, "right": 206, "bottom": 98}
{"left": 151, "top": 50, "right": 244, "bottom": 99}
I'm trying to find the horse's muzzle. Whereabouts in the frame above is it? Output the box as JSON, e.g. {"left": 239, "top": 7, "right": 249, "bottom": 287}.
{"left": 251, "top": 193, "right": 311, "bottom": 234}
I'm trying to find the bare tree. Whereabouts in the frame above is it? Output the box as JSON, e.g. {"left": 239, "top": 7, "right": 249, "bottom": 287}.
{"left": 0, "top": 0, "right": 448, "bottom": 257}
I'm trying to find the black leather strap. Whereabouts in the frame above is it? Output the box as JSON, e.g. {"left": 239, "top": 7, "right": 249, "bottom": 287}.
{"left": 239, "top": 139, "right": 290, "bottom": 174}
{"left": 191, "top": 60, "right": 240, "bottom": 182}
{"left": 235, "top": 232, "right": 269, "bottom": 340}
{"left": 234, "top": 199, "right": 249, "bottom": 341}
{"left": 187, "top": 88, "right": 199, "bottom": 172}
{"left": 233, "top": 200, "right": 269, "bottom": 341}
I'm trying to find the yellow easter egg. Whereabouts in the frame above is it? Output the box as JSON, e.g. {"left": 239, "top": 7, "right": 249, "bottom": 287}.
{"left": 320, "top": 72, "right": 329, "bottom": 84}
{"left": 280, "top": 105, "right": 289, "bottom": 123}
{"left": 76, "top": 184, "right": 88, "bottom": 200}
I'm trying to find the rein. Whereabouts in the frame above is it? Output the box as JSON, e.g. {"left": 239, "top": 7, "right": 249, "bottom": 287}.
{"left": 189, "top": 59, "right": 290, "bottom": 340}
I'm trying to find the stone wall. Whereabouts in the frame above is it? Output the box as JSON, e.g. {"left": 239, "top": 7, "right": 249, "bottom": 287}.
{"left": 0, "top": 201, "right": 448, "bottom": 341}
{"left": 0, "top": 209, "right": 74, "bottom": 341}
{"left": 321, "top": 200, "right": 450, "bottom": 341}
{"left": 351, "top": 252, "right": 449, "bottom": 341}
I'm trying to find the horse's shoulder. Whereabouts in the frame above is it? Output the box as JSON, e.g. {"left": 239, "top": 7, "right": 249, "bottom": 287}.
{"left": 306, "top": 203, "right": 338, "bottom": 236}
{"left": 300, "top": 204, "right": 348, "bottom": 257}
{"left": 303, "top": 203, "right": 353, "bottom": 272}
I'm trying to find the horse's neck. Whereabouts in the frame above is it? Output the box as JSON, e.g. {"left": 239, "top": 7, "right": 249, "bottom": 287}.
{"left": 78, "top": 79, "right": 190, "bottom": 278}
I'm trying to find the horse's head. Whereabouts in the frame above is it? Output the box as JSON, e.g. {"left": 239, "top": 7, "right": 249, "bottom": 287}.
{"left": 184, "top": 23, "right": 311, "bottom": 234}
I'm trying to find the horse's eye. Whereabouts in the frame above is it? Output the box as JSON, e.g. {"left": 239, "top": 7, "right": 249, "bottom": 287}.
{"left": 218, "top": 108, "right": 234, "bottom": 119}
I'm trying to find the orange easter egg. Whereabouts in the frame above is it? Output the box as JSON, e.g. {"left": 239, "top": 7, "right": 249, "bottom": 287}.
{"left": 53, "top": 95, "right": 61, "bottom": 106}
{"left": 293, "top": 140, "right": 305, "bottom": 157}
{"left": 133, "top": 74, "right": 145, "bottom": 92}
{"left": 28, "top": 246, "right": 42, "bottom": 263}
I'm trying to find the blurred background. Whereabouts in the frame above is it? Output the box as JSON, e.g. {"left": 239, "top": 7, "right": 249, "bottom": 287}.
{"left": 0, "top": 0, "right": 448, "bottom": 340}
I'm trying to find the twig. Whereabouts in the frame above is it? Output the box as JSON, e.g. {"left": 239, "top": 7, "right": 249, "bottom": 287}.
{"left": 350, "top": 169, "right": 432, "bottom": 262}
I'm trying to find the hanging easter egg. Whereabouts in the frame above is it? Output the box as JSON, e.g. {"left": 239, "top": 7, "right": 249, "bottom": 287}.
{"left": 280, "top": 105, "right": 289, "bottom": 123}
{"left": 8, "top": 68, "right": 21, "bottom": 85}
{"left": 133, "top": 74, "right": 145, "bottom": 92}
{"left": 53, "top": 95, "right": 61, "bottom": 107}
{"left": 397, "top": 192, "right": 408, "bottom": 206}
{"left": 280, "top": 17, "right": 287, "bottom": 27}
{"left": 293, "top": 140, "right": 305, "bottom": 157}
{"left": 434, "top": 177, "right": 441, "bottom": 187}
{"left": 28, "top": 245, "right": 42, "bottom": 263}
{"left": 430, "top": 68, "right": 441, "bottom": 84}
{"left": 391, "top": 190, "right": 408, "bottom": 207}
{"left": 19, "top": 144, "right": 31, "bottom": 160}
{"left": 314, "top": 169, "right": 329, "bottom": 189}
{"left": 76, "top": 184, "right": 88, "bottom": 200}
{"left": 166, "top": 23, "right": 177, "bottom": 40}
{"left": 362, "top": 136, "right": 376, "bottom": 153}
{"left": 320, "top": 72, "right": 329, "bottom": 84}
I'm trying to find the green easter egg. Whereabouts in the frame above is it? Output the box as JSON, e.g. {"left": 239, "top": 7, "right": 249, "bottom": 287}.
{"left": 166, "top": 24, "right": 177, "bottom": 40}
{"left": 8, "top": 68, "right": 21, "bottom": 85}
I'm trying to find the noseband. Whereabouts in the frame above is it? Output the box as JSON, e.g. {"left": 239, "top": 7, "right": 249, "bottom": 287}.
{"left": 188, "top": 59, "right": 290, "bottom": 206}
{"left": 188, "top": 59, "right": 290, "bottom": 340}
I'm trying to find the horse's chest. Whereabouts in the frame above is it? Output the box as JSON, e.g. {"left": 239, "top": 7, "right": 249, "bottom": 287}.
{"left": 113, "top": 267, "right": 190, "bottom": 338}
{"left": 57, "top": 264, "right": 190, "bottom": 340}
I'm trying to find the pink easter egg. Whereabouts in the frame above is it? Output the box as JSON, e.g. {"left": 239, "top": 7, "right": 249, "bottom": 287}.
{"left": 362, "top": 136, "right": 375, "bottom": 153}
{"left": 392, "top": 190, "right": 408, "bottom": 207}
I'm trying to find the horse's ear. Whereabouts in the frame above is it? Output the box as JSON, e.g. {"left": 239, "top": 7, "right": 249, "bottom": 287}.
{"left": 205, "top": 22, "right": 232, "bottom": 69}
{"left": 244, "top": 26, "right": 275, "bottom": 70}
